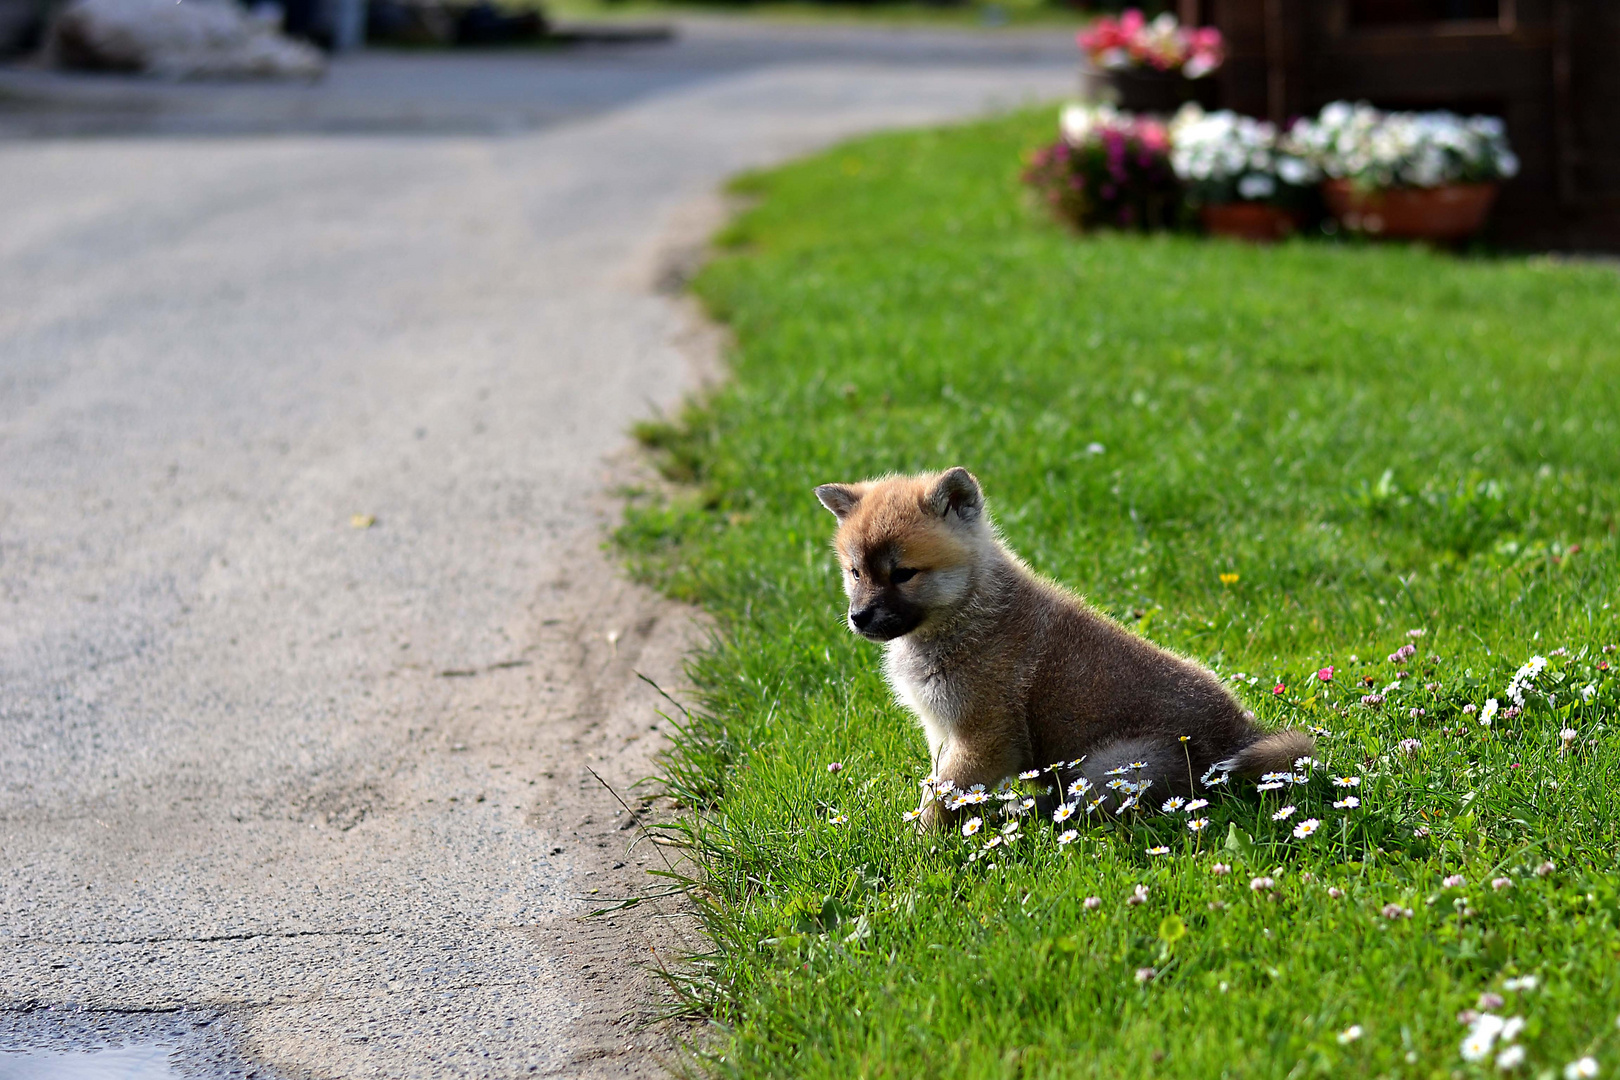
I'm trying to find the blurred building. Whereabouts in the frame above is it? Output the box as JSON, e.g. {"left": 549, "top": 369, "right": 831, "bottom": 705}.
{"left": 1183, "top": 0, "right": 1620, "bottom": 250}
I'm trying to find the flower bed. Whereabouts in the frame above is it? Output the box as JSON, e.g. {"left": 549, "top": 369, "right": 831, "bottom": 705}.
{"left": 1078, "top": 8, "right": 1223, "bottom": 114}
{"left": 1022, "top": 104, "right": 1181, "bottom": 233}
{"left": 1026, "top": 99, "right": 1519, "bottom": 244}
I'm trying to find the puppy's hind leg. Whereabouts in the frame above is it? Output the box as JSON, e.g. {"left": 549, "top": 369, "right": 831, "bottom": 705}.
{"left": 1078, "top": 735, "right": 1194, "bottom": 813}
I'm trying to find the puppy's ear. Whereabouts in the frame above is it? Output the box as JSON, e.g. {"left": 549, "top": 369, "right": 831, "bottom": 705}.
{"left": 814, "top": 483, "right": 864, "bottom": 521}
{"left": 926, "top": 467, "right": 983, "bottom": 524}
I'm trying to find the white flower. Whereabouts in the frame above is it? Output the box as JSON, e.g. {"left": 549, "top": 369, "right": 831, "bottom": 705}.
{"left": 1053, "top": 803, "right": 1076, "bottom": 823}
{"left": 1272, "top": 805, "right": 1297, "bottom": 820}
{"left": 1256, "top": 781, "right": 1285, "bottom": 792}
{"left": 1188, "top": 817, "right": 1210, "bottom": 832}
{"left": 1002, "top": 819, "right": 1020, "bottom": 835}
{"left": 829, "top": 812, "right": 849, "bottom": 825}
{"left": 1019, "top": 769, "right": 1043, "bottom": 780}
{"left": 902, "top": 808, "right": 922, "bottom": 822}
{"left": 1332, "top": 775, "right": 1362, "bottom": 788}
{"left": 1503, "top": 975, "right": 1539, "bottom": 992}
{"left": 1184, "top": 799, "right": 1209, "bottom": 812}
{"left": 1462, "top": 1013, "right": 1507, "bottom": 1061}
{"left": 1060, "top": 102, "right": 1121, "bottom": 148}
{"left": 1337, "top": 1025, "right": 1363, "bottom": 1044}
{"left": 1564, "top": 1058, "right": 1599, "bottom": 1079}
{"left": 1069, "top": 778, "right": 1094, "bottom": 798}
{"left": 1443, "top": 875, "right": 1466, "bottom": 888}
{"left": 1162, "top": 796, "right": 1186, "bottom": 812}
{"left": 1147, "top": 845, "right": 1170, "bottom": 856}
{"left": 1496, "top": 1044, "right": 1525, "bottom": 1071}
{"left": 1501, "top": 1016, "right": 1525, "bottom": 1042}
{"left": 1293, "top": 818, "right": 1320, "bottom": 838}
{"left": 1480, "top": 698, "right": 1499, "bottom": 726}
{"left": 1058, "top": 829, "right": 1080, "bottom": 846}
{"left": 1333, "top": 796, "right": 1361, "bottom": 809}
{"left": 961, "top": 816, "right": 983, "bottom": 837}
{"left": 1260, "top": 771, "right": 1292, "bottom": 783}
{"left": 1238, "top": 173, "right": 1277, "bottom": 200}
{"left": 1250, "top": 876, "right": 1274, "bottom": 891}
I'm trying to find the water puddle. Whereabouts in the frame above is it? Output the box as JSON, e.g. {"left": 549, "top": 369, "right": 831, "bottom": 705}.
{"left": 0, "top": 1011, "right": 270, "bottom": 1080}
{"left": 0, "top": 1044, "right": 177, "bottom": 1080}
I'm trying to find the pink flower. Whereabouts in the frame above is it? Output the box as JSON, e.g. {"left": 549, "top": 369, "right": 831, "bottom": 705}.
{"left": 1084, "top": 896, "right": 1101, "bottom": 910}
{"left": 827, "top": 762, "right": 843, "bottom": 774}
{"left": 1273, "top": 683, "right": 1286, "bottom": 696}
{"left": 1316, "top": 666, "right": 1335, "bottom": 682}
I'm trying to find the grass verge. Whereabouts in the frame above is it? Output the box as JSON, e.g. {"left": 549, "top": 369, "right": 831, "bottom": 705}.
{"left": 622, "top": 109, "right": 1620, "bottom": 1078}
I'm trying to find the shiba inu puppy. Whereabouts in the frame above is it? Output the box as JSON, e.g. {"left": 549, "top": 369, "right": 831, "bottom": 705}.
{"left": 814, "top": 466, "right": 1311, "bottom": 829}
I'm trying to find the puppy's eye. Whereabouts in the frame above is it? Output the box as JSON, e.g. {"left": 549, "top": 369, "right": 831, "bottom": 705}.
{"left": 849, "top": 566, "right": 860, "bottom": 579}
{"left": 891, "top": 567, "right": 920, "bottom": 585}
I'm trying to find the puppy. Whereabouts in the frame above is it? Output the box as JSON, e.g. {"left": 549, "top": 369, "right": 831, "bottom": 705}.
{"left": 814, "top": 466, "right": 1311, "bottom": 828}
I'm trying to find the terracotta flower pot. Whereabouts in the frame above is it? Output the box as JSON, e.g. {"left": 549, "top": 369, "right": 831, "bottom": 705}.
{"left": 1106, "top": 67, "right": 1216, "bottom": 115}
{"left": 1200, "top": 202, "right": 1301, "bottom": 242}
{"left": 1321, "top": 180, "right": 1499, "bottom": 241}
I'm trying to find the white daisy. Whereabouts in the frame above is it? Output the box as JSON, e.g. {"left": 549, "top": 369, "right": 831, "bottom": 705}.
{"left": 1272, "top": 805, "right": 1296, "bottom": 820}
{"left": 1188, "top": 817, "right": 1210, "bottom": 832}
{"left": 1147, "top": 845, "right": 1170, "bottom": 856}
{"left": 961, "top": 816, "right": 983, "bottom": 837}
{"left": 1162, "top": 797, "right": 1186, "bottom": 812}
{"left": 1019, "top": 769, "right": 1043, "bottom": 780}
{"left": 1057, "top": 829, "right": 1080, "bottom": 846}
{"left": 829, "top": 813, "right": 849, "bottom": 825}
{"left": 1256, "top": 781, "right": 1285, "bottom": 792}
{"left": 1332, "top": 776, "right": 1362, "bottom": 788}
{"left": 1184, "top": 798, "right": 1209, "bottom": 812}
{"left": 1053, "top": 803, "right": 1076, "bottom": 823}
{"left": 1069, "top": 778, "right": 1094, "bottom": 798}
{"left": 1293, "top": 818, "right": 1320, "bottom": 838}
{"left": 1333, "top": 796, "right": 1360, "bottom": 809}
{"left": 901, "top": 808, "right": 922, "bottom": 822}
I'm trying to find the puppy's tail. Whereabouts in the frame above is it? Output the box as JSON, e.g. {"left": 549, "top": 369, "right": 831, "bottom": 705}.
{"left": 1216, "top": 729, "right": 1316, "bottom": 778}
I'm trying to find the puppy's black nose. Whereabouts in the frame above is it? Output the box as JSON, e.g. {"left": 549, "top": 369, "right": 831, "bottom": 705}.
{"left": 850, "top": 606, "right": 875, "bottom": 630}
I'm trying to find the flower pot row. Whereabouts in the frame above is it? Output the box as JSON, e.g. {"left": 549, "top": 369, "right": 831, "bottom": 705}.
{"left": 1200, "top": 181, "right": 1500, "bottom": 244}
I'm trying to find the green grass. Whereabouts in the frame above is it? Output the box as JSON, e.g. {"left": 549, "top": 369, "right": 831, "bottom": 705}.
{"left": 621, "top": 109, "right": 1620, "bottom": 1079}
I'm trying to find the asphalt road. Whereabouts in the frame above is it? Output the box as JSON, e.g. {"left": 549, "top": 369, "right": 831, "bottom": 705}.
{"left": 0, "top": 22, "right": 1075, "bottom": 1077}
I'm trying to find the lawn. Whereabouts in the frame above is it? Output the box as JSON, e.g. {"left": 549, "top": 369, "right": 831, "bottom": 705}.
{"left": 620, "top": 109, "right": 1620, "bottom": 1079}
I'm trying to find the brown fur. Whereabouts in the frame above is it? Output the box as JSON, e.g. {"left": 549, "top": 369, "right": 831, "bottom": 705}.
{"left": 814, "top": 467, "right": 1312, "bottom": 828}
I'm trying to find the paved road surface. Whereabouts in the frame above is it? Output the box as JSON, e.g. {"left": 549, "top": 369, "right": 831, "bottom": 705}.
{"left": 0, "top": 22, "right": 1074, "bottom": 1077}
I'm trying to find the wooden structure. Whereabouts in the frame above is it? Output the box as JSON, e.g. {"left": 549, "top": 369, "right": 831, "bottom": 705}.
{"left": 1176, "top": 0, "right": 1620, "bottom": 250}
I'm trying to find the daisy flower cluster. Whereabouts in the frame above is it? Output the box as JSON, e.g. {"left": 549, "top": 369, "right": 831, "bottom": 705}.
{"left": 1169, "top": 105, "right": 1318, "bottom": 207}
{"left": 1289, "top": 101, "right": 1520, "bottom": 189}
{"left": 1077, "top": 9, "right": 1224, "bottom": 79}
